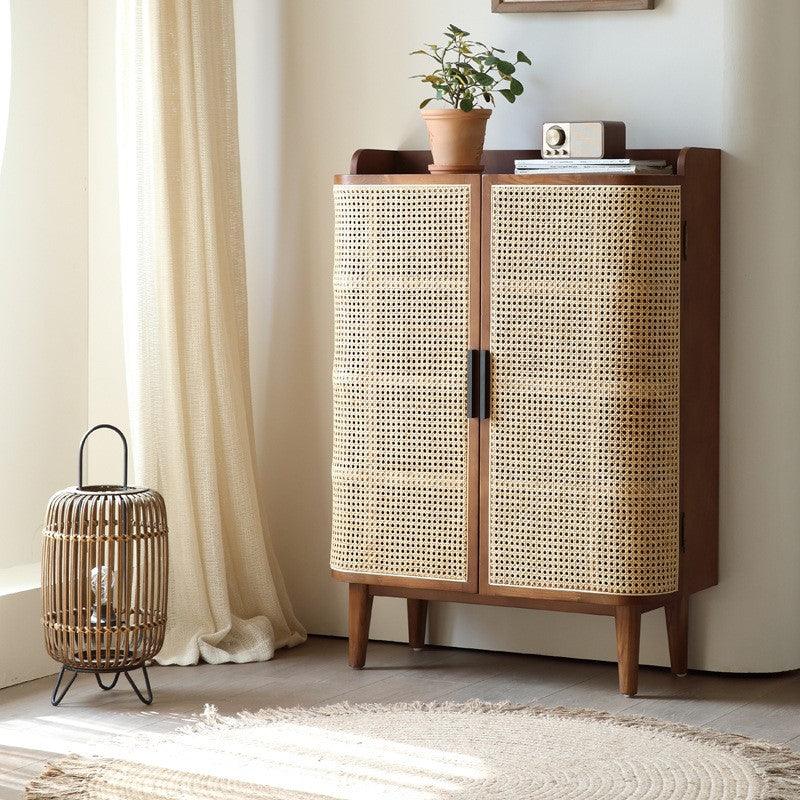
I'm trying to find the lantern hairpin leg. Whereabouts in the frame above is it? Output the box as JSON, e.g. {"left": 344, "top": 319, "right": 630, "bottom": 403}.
{"left": 124, "top": 665, "right": 153, "bottom": 705}
{"left": 51, "top": 666, "right": 78, "bottom": 707}
{"left": 96, "top": 672, "right": 120, "bottom": 691}
{"left": 50, "top": 665, "right": 154, "bottom": 706}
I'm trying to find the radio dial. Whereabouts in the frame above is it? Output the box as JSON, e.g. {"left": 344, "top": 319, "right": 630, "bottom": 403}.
{"left": 545, "top": 126, "right": 566, "bottom": 148}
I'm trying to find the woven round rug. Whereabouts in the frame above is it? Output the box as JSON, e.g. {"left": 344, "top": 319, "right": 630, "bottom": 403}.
{"left": 28, "top": 702, "right": 800, "bottom": 800}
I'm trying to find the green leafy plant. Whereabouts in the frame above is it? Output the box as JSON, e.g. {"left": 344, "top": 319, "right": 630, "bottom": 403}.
{"left": 411, "top": 24, "right": 532, "bottom": 112}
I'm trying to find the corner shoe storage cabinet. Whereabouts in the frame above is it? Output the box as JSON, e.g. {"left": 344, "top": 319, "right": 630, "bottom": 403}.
{"left": 331, "top": 148, "right": 719, "bottom": 696}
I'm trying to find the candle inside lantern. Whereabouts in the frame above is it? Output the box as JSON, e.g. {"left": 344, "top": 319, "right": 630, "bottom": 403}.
{"left": 90, "top": 565, "right": 117, "bottom": 625}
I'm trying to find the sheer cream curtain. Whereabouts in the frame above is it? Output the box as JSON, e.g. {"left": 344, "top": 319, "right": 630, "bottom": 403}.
{"left": 116, "top": 0, "right": 306, "bottom": 665}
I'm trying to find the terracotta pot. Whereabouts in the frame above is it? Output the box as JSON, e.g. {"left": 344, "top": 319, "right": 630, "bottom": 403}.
{"left": 420, "top": 108, "right": 492, "bottom": 174}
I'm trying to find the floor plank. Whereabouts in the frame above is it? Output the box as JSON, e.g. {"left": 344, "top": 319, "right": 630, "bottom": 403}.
{"left": 703, "top": 674, "right": 800, "bottom": 744}
{"left": 1, "top": 636, "right": 799, "bottom": 800}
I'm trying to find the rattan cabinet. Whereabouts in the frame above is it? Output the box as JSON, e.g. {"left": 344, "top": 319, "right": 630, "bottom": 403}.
{"left": 331, "top": 148, "right": 719, "bottom": 695}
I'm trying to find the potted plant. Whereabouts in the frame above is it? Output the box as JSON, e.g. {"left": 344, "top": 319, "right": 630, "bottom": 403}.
{"left": 411, "top": 25, "right": 532, "bottom": 173}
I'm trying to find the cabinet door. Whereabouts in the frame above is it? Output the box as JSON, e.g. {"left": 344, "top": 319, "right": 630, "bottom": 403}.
{"left": 331, "top": 177, "right": 480, "bottom": 591}
{"left": 482, "top": 180, "right": 681, "bottom": 598}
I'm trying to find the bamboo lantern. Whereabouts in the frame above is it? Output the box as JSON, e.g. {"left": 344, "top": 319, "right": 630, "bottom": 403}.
{"left": 42, "top": 424, "right": 168, "bottom": 706}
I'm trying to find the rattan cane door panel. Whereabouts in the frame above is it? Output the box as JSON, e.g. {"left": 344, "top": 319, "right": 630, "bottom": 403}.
{"left": 331, "top": 178, "right": 479, "bottom": 589}
{"left": 485, "top": 183, "right": 681, "bottom": 596}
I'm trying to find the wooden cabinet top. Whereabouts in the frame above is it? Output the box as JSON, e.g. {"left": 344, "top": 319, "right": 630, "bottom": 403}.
{"left": 339, "top": 147, "right": 719, "bottom": 184}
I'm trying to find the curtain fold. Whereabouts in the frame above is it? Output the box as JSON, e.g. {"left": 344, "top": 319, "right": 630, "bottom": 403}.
{"left": 116, "top": 0, "right": 306, "bottom": 665}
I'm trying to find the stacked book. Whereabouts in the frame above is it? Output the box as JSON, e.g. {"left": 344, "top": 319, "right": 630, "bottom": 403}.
{"left": 514, "top": 158, "right": 674, "bottom": 175}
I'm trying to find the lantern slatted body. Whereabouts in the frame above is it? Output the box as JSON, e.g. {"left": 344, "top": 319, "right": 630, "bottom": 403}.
{"left": 42, "top": 425, "right": 168, "bottom": 705}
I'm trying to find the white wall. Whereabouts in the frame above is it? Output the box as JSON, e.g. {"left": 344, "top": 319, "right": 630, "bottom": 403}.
{"left": 233, "top": 0, "right": 800, "bottom": 672}
{"left": 0, "top": 0, "right": 88, "bottom": 687}
{"left": 87, "top": 0, "right": 127, "bottom": 481}
{"left": 65, "top": 1, "right": 799, "bottom": 676}
{"left": 713, "top": 0, "right": 800, "bottom": 671}
{"left": 0, "top": 0, "right": 88, "bottom": 570}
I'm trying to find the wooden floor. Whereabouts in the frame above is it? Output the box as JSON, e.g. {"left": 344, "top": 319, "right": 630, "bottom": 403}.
{"left": 2, "top": 635, "right": 800, "bottom": 798}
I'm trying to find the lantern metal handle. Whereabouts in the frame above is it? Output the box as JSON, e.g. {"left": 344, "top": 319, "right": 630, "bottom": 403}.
{"left": 78, "top": 424, "right": 128, "bottom": 489}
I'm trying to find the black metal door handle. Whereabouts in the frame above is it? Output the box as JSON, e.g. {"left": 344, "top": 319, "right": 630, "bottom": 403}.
{"left": 479, "top": 350, "right": 491, "bottom": 420}
{"left": 467, "top": 349, "right": 480, "bottom": 419}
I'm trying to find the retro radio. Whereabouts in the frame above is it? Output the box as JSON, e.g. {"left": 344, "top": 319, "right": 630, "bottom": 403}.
{"left": 542, "top": 121, "right": 626, "bottom": 159}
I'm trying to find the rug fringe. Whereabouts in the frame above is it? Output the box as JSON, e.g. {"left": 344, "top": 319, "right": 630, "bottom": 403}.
{"left": 25, "top": 754, "right": 108, "bottom": 800}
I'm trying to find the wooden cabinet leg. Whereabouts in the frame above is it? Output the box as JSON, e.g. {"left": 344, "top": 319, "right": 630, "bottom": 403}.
{"left": 348, "top": 583, "right": 373, "bottom": 669}
{"left": 615, "top": 605, "right": 642, "bottom": 697}
{"left": 407, "top": 599, "right": 428, "bottom": 651}
{"left": 665, "top": 594, "right": 689, "bottom": 677}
